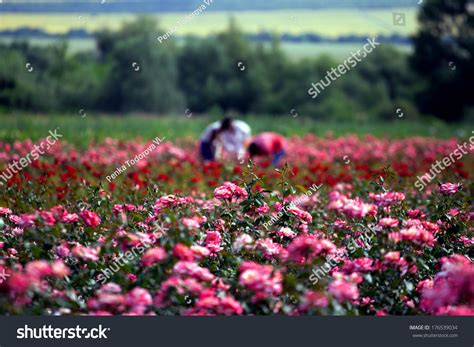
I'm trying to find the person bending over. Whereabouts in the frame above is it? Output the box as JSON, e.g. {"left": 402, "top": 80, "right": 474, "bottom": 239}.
{"left": 248, "top": 132, "right": 287, "bottom": 166}
{"left": 200, "top": 118, "right": 251, "bottom": 161}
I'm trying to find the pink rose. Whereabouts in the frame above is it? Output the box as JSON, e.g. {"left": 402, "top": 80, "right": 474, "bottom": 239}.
{"left": 439, "top": 183, "right": 461, "bottom": 195}
{"left": 80, "top": 210, "right": 101, "bottom": 228}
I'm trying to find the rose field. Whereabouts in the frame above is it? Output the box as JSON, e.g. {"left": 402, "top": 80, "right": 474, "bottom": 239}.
{"left": 0, "top": 132, "right": 473, "bottom": 316}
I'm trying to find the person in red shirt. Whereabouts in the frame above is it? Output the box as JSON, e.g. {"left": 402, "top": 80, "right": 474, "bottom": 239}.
{"left": 247, "top": 132, "right": 287, "bottom": 166}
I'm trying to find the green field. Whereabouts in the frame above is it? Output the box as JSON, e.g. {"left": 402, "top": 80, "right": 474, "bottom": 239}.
{"left": 1, "top": 114, "right": 467, "bottom": 148}
{"left": 0, "top": 8, "right": 416, "bottom": 59}
{"left": 0, "top": 37, "right": 411, "bottom": 61}
{"left": 269, "top": 42, "right": 412, "bottom": 60}
{"left": 0, "top": 8, "right": 417, "bottom": 37}
{"left": 0, "top": 37, "right": 97, "bottom": 53}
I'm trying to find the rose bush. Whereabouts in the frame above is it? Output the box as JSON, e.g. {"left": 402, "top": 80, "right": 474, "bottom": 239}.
{"left": 0, "top": 135, "right": 472, "bottom": 315}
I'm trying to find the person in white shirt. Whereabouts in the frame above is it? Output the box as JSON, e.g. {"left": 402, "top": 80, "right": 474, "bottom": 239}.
{"left": 200, "top": 118, "right": 251, "bottom": 161}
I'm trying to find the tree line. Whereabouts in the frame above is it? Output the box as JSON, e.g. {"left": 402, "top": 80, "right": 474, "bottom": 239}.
{"left": 0, "top": 1, "right": 472, "bottom": 122}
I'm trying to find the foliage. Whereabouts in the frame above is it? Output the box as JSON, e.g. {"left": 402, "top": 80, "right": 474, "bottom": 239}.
{"left": 0, "top": 14, "right": 460, "bottom": 121}
{"left": 0, "top": 135, "right": 472, "bottom": 315}
{"left": 411, "top": 0, "right": 474, "bottom": 122}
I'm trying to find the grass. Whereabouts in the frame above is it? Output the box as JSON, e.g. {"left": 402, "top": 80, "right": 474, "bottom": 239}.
{"left": 0, "top": 8, "right": 417, "bottom": 37}
{"left": 0, "top": 113, "right": 467, "bottom": 148}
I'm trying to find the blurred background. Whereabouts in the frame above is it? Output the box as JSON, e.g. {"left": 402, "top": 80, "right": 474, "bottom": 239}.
{"left": 0, "top": 0, "right": 473, "bottom": 143}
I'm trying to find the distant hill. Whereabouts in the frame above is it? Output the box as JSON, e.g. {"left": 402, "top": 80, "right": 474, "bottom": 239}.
{"left": 0, "top": 0, "right": 418, "bottom": 13}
